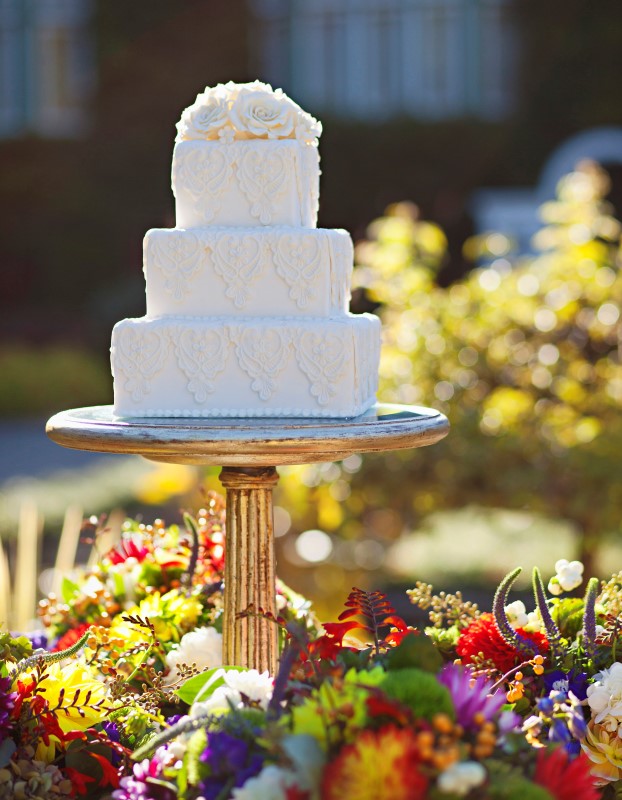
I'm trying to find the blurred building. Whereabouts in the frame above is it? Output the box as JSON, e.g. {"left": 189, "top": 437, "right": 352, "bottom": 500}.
{"left": 0, "top": 0, "right": 94, "bottom": 138}
{"left": 1, "top": 0, "right": 621, "bottom": 345}
{"left": 251, "top": 0, "right": 517, "bottom": 122}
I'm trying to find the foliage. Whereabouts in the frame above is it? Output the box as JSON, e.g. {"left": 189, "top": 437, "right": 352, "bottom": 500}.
{"left": 0, "top": 345, "right": 111, "bottom": 417}
{"left": 280, "top": 163, "right": 622, "bottom": 570}
{"left": 2, "top": 501, "right": 621, "bottom": 797}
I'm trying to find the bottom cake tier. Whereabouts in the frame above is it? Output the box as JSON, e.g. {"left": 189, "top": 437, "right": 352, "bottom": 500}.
{"left": 111, "top": 314, "right": 381, "bottom": 418}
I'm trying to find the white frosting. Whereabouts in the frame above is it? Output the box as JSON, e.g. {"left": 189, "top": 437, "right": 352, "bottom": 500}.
{"left": 111, "top": 81, "right": 380, "bottom": 419}
{"left": 144, "top": 226, "right": 353, "bottom": 318}
{"left": 172, "top": 140, "right": 320, "bottom": 228}
{"left": 175, "top": 81, "right": 322, "bottom": 145}
{"left": 111, "top": 315, "right": 380, "bottom": 418}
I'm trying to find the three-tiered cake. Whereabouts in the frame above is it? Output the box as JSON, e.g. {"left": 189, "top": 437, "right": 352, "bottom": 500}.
{"left": 111, "top": 81, "right": 380, "bottom": 417}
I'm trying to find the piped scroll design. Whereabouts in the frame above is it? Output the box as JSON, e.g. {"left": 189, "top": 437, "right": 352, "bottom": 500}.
{"left": 175, "top": 145, "right": 234, "bottom": 223}
{"left": 175, "top": 328, "right": 230, "bottom": 403}
{"left": 237, "top": 149, "right": 288, "bottom": 224}
{"left": 234, "top": 328, "right": 290, "bottom": 400}
{"left": 295, "top": 332, "right": 347, "bottom": 405}
{"left": 211, "top": 235, "right": 263, "bottom": 308}
{"left": 114, "top": 328, "right": 168, "bottom": 402}
{"left": 273, "top": 234, "right": 322, "bottom": 308}
{"left": 149, "top": 231, "right": 201, "bottom": 300}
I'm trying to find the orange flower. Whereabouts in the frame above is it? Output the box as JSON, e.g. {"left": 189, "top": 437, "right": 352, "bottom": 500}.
{"left": 321, "top": 725, "right": 427, "bottom": 800}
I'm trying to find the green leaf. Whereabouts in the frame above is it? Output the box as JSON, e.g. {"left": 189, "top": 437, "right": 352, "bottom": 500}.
{"left": 111, "top": 571, "right": 126, "bottom": 599}
{"left": 175, "top": 665, "right": 245, "bottom": 706}
{"left": 185, "top": 729, "right": 208, "bottom": 789}
{"left": 385, "top": 632, "right": 442, "bottom": 673}
{"left": 61, "top": 576, "right": 80, "bottom": 604}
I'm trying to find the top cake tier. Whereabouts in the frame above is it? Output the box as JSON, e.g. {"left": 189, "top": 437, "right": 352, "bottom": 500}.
{"left": 172, "top": 140, "right": 320, "bottom": 229}
{"left": 172, "top": 81, "right": 322, "bottom": 229}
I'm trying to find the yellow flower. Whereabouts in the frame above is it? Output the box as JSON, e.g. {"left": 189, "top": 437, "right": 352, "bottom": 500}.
{"left": 14, "top": 662, "right": 109, "bottom": 762}
{"left": 114, "top": 589, "right": 202, "bottom": 645}
{"left": 581, "top": 720, "right": 622, "bottom": 785}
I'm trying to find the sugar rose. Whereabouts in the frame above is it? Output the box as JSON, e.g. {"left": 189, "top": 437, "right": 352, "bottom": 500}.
{"left": 230, "top": 86, "right": 297, "bottom": 139}
{"left": 176, "top": 91, "right": 228, "bottom": 141}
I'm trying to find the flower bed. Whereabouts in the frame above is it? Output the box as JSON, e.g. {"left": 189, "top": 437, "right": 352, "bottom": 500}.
{"left": 1, "top": 497, "right": 620, "bottom": 799}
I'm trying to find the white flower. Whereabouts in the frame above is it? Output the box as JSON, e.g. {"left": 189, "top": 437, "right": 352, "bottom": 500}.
{"left": 281, "top": 734, "right": 325, "bottom": 791}
{"left": 223, "top": 668, "right": 273, "bottom": 709}
{"left": 548, "top": 559, "right": 584, "bottom": 595}
{"left": 176, "top": 91, "right": 229, "bottom": 141}
{"left": 295, "top": 111, "right": 322, "bottom": 144}
{"left": 164, "top": 626, "right": 222, "bottom": 685}
{"left": 587, "top": 662, "right": 622, "bottom": 728}
{"left": 190, "top": 668, "right": 273, "bottom": 717}
{"left": 437, "top": 761, "right": 486, "bottom": 796}
{"left": 504, "top": 600, "right": 528, "bottom": 629}
{"left": 230, "top": 86, "right": 297, "bottom": 139}
{"left": 526, "top": 610, "right": 544, "bottom": 632}
{"left": 191, "top": 684, "right": 241, "bottom": 717}
{"left": 231, "top": 765, "right": 301, "bottom": 800}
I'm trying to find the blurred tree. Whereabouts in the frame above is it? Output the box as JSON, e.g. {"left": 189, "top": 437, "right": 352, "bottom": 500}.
{"left": 280, "top": 162, "right": 622, "bottom": 577}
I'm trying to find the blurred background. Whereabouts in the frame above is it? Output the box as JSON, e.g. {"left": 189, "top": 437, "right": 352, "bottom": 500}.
{"left": 2, "top": 0, "right": 622, "bottom": 624}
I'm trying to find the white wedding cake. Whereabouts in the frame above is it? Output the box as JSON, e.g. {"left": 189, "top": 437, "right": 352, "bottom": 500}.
{"left": 111, "top": 81, "right": 381, "bottom": 418}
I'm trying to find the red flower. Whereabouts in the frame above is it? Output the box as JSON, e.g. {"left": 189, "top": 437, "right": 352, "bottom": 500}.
{"left": 107, "top": 539, "right": 150, "bottom": 565}
{"left": 52, "top": 622, "right": 91, "bottom": 653}
{"left": 456, "top": 613, "right": 548, "bottom": 674}
{"left": 65, "top": 767, "right": 96, "bottom": 796}
{"left": 534, "top": 749, "right": 600, "bottom": 800}
{"left": 89, "top": 751, "right": 121, "bottom": 788}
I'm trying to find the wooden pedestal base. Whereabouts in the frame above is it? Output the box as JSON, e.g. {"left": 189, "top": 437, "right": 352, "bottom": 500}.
{"left": 219, "top": 466, "right": 279, "bottom": 674}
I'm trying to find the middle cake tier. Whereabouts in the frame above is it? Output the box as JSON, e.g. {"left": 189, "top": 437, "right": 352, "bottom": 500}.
{"left": 144, "top": 226, "right": 353, "bottom": 318}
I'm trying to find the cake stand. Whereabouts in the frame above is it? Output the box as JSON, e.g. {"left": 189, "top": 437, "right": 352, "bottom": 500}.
{"left": 46, "top": 403, "right": 449, "bottom": 674}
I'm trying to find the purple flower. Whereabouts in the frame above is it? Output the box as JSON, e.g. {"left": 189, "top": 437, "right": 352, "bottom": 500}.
{"left": 438, "top": 663, "right": 509, "bottom": 731}
{"left": 0, "top": 676, "right": 17, "bottom": 746}
{"left": 103, "top": 720, "right": 122, "bottom": 766}
{"left": 199, "top": 730, "right": 266, "bottom": 800}
{"left": 26, "top": 631, "right": 48, "bottom": 651}
{"left": 112, "top": 755, "right": 176, "bottom": 800}
{"left": 543, "top": 669, "right": 588, "bottom": 701}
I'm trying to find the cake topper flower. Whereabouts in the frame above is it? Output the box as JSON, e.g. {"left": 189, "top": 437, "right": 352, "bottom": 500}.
{"left": 175, "top": 80, "right": 322, "bottom": 144}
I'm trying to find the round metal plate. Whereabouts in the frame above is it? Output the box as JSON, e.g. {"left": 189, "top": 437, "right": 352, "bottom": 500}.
{"left": 46, "top": 404, "right": 449, "bottom": 466}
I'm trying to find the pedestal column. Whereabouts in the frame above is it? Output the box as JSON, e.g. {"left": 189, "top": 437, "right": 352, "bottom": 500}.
{"left": 219, "top": 466, "right": 280, "bottom": 674}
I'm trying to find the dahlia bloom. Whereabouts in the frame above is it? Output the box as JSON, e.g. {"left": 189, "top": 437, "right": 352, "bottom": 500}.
{"left": 534, "top": 748, "right": 600, "bottom": 799}
{"left": 586, "top": 662, "right": 622, "bottom": 731}
{"left": 581, "top": 719, "right": 622, "bottom": 785}
{"left": 456, "top": 612, "right": 549, "bottom": 674}
{"left": 321, "top": 725, "right": 428, "bottom": 800}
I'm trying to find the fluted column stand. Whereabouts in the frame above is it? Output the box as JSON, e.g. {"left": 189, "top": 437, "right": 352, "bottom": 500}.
{"left": 219, "top": 466, "right": 280, "bottom": 674}
{"left": 47, "top": 405, "right": 450, "bottom": 674}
